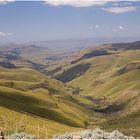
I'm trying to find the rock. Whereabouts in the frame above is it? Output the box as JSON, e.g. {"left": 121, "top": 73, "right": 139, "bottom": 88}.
{"left": 7, "top": 132, "right": 34, "bottom": 139}
{"left": 53, "top": 128, "right": 134, "bottom": 139}
{"left": 72, "top": 135, "right": 81, "bottom": 140}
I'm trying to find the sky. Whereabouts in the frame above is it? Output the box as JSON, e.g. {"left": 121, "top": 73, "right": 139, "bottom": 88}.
{"left": 0, "top": 0, "right": 140, "bottom": 43}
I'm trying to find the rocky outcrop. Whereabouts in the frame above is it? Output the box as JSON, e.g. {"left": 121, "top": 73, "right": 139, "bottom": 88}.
{"left": 53, "top": 128, "right": 134, "bottom": 139}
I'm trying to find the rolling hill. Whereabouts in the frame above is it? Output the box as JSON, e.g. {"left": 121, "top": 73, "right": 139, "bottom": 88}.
{"left": 0, "top": 41, "right": 140, "bottom": 138}
{"left": 55, "top": 41, "right": 140, "bottom": 137}
{"left": 0, "top": 66, "right": 102, "bottom": 138}
{"left": 0, "top": 43, "right": 74, "bottom": 74}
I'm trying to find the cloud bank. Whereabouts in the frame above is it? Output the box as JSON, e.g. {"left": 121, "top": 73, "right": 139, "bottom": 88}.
{"left": 0, "top": 0, "right": 138, "bottom": 14}
{"left": 44, "top": 0, "right": 137, "bottom": 7}
{"left": 44, "top": 0, "right": 138, "bottom": 13}
{"left": 44, "top": 0, "right": 109, "bottom": 7}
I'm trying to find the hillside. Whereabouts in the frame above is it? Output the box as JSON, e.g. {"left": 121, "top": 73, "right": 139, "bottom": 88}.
{"left": 0, "top": 41, "right": 140, "bottom": 138}
{"left": 55, "top": 41, "right": 140, "bottom": 137}
{"left": 0, "top": 43, "right": 74, "bottom": 74}
{"left": 0, "top": 66, "right": 102, "bottom": 138}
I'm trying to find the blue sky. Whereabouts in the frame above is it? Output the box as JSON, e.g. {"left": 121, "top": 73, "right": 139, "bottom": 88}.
{"left": 0, "top": 0, "right": 140, "bottom": 43}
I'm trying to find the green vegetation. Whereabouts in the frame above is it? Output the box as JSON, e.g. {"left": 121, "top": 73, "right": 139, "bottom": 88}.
{"left": 0, "top": 66, "right": 100, "bottom": 138}
{"left": 56, "top": 42, "right": 140, "bottom": 137}
{"left": 0, "top": 41, "right": 140, "bottom": 138}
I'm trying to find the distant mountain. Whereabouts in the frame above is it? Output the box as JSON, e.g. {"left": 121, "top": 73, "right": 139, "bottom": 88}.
{"left": 0, "top": 43, "right": 72, "bottom": 74}
{"left": 27, "top": 37, "right": 140, "bottom": 52}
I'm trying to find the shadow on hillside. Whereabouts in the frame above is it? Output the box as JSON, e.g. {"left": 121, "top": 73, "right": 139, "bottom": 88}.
{"left": 0, "top": 61, "right": 16, "bottom": 68}
{"left": 92, "top": 104, "right": 125, "bottom": 114}
{"left": 71, "top": 49, "right": 112, "bottom": 64}
{"left": 114, "top": 61, "right": 140, "bottom": 76}
{"left": 0, "top": 91, "right": 81, "bottom": 127}
{"left": 56, "top": 63, "right": 91, "bottom": 83}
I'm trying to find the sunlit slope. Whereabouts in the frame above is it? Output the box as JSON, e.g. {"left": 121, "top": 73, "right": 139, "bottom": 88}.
{"left": 68, "top": 50, "right": 140, "bottom": 109}
{"left": 68, "top": 50, "right": 140, "bottom": 96}
{"left": 55, "top": 42, "right": 140, "bottom": 137}
{"left": 0, "top": 67, "right": 97, "bottom": 137}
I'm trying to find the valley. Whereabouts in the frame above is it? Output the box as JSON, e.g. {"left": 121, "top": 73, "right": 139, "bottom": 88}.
{"left": 0, "top": 41, "right": 140, "bottom": 138}
{"left": 1, "top": 1, "right": 140, "bottom": 139}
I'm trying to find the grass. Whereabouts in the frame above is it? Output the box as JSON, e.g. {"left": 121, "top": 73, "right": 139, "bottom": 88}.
{"left": 0, "top": 67, "right": 99, "bottom": 138}
{"left": 0, "top": 42, "right": 140, "bottom": 138}
{"left": 60, "top": 49, "right": 140, "bottom": 137}
{"left": 0, "top": 106, "right": 83, "bottom": 138}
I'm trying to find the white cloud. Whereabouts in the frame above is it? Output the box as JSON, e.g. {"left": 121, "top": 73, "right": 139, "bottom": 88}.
{"left": 0, "top": 0, "right": 15, "bottom": 5}
{"left": 113, "top": 25, "right": 125, "bottom": 32}
{"left": 44, "top": 1, "right": 138, "bottom": 14}
{"left": 90, "top": 24, "right": 100, "bottom": 30}
{"left": 103, "top": 6, "right": 137, "bottom": 13}
{"left": 0, "top": 31, "right": 13, "bottom": 37}
{"left": 44, "top": 0, "right": 108, "bottom": 7}
{"left": 95, "top": 24, "right": 100, "bottom": 28}
{"left": 119, "top": 25, "right": 124, "bottom": 30}
{"left": 44, "top": 0, "right": 137, "bottom": 7}
{"left": 0, "top": 32, "right": 5, "bottom": 37}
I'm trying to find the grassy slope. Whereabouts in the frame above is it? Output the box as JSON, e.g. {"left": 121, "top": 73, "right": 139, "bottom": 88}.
{"left": 69, "top": 50, "right": 140, "bottom": 96}
{"left": 1, "top": 41, "right": 140, "bottom": 138}
{"left": 0, "top": 67, "right": 99, "bottom": 138}
{"left": 59, "top": 49, "right": 140, "bottom": 137}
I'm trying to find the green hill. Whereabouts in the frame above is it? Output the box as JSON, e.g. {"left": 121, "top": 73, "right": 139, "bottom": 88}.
{"left": 55, "top": 41, "right": 140, "bottom": 137}
{"left": 0, "top": 66, "right": 99, "bottom": 138}
{"left": 0, "top": 41, "right": 140, "bottom": 138}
